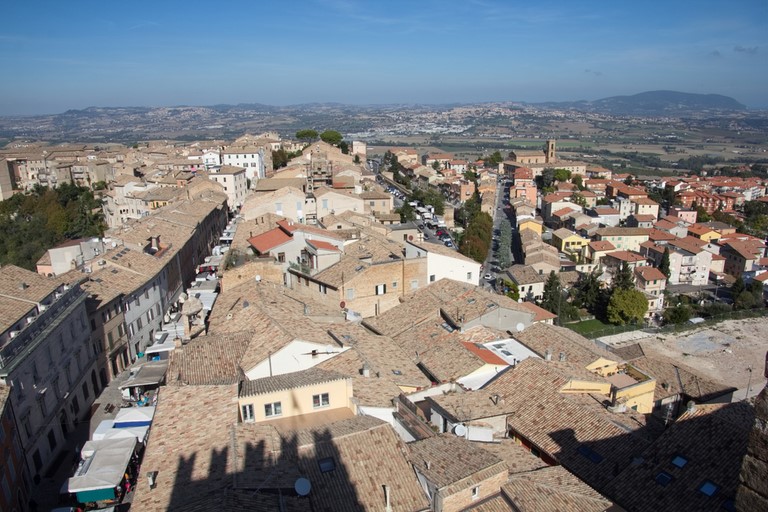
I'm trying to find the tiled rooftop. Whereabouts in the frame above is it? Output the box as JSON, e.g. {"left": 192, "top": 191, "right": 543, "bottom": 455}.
{"left": 502, "top": 466, "right": 615, "bottom": 512}
{"left": 239, "top": 367, "right": 348, "bottom": 397}
{"left": 407, "top": 434, "right": 507, "bottom": 492}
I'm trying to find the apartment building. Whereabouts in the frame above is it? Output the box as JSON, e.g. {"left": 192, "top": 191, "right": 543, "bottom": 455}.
{"left": 0, "top": 267, "right": 97, "bottom": 482}
{"left": 207, "top": 165, "right": 248, "bottom": 209}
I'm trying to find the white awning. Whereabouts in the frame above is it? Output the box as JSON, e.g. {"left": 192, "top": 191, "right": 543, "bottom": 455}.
{"left": 113, "top": 406, "right": 156, "bottom": 428}
{"left": 68, "top": 438, "right": 136, "bottom": 492}
{"left": 118, "top": 361, "right": 168, "bottom": 389}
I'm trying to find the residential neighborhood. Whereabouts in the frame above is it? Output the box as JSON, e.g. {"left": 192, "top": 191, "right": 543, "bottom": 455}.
{"left": 1, "top": 132, "right": 767, "bottom": 512}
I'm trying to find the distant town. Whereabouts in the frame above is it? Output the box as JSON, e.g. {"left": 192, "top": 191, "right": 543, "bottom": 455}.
{"left": 0, "top": 108, "right": 768, "bottom": 511}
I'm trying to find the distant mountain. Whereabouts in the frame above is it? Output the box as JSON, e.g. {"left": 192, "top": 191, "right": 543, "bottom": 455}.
{"left": 537, "top": 90, "right": 747, "bottom": 116}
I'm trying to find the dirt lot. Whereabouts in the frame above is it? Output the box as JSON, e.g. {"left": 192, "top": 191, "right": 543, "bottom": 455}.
{"left": 642, "top": 318, "right": 768, "bottom": 395}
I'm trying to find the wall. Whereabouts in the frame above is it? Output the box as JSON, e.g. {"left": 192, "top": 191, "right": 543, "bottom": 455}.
{"left": 238, "top": 378, "right": 353, "bottom": 423}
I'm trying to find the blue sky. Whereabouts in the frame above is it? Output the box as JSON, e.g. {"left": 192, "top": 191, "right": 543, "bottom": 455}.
{"left": 1, "top": 0, "right": 766, "bottom": 115}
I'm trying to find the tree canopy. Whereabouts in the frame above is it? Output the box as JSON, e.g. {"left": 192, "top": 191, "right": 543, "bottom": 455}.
{"left": 295, "top": 129, "right": 318, "bottom": 142}
{"left": 611, "top": 262, "right": 636, "bottom": 292}
{"left": 0, "top": 183, "right": 106, "bottom": 270}
{"left": 320, "top": 130, "right": 343, "bottom": 146}
{"left": 607, "top": 288, "right": 648, "bottom": 325}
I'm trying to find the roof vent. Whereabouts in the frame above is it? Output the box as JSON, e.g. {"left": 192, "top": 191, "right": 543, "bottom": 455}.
{"left": 18, "top": 282, "right": 28, "bottom": 290}
{"left": 686, "top": 400, "right": 696, "bottom": 413}
{"left": 559, "top": 352, "right": 566, "bottom": 362}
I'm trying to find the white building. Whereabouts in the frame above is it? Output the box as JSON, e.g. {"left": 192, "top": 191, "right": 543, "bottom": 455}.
{"left": 404, "top": 240, "right": 481, "bottom": 286}
{"left": 208, "top": 165, "right": 248, "bottom": 210}
{"left": 222, "top": 146, "right": 266, "bottom": 182}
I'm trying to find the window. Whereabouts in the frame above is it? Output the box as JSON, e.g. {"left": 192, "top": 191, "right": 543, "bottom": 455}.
{"left": 313, "top": 393, "right": 330, "bottom": 408}
{"left": 471, "top": 486, "right": 480, "bottom": 500}
{"left": 82, "top": 381, "right": 89, "bottom": 400}
{"left": 118, "top": 324, "right": 125, "bottom": 337}
{"left": 108, "top": 332, "right": 114, "bottom": 347}
{"left": 375, "top": 284, "right": 386, "bottom": 295}
{"left": 322, "top": 199, "right": 329, "bottom": 210}
{"left": 346, "top": 289, "right": 355, "bottom": 300}
{"left": 698, "top": 480, "right": 719, "bottom": 497}
{"left": 135, "top": 296, "right": 141, "bottom": 307}
{"left": 47, "top": 429, "right": 57, "bottom": 451}
{"left": 241, "top": 404, "right": 254, "bottom": 422}
{"left": 577, "top": 445, "right": 603, "bottom": 464}
{"left": 655, "top": 471, "right": 673, "bottom": 487}
{"left": 671, "top": 455, "right": 688, "bottom": 468}
{"left": 467, "top": 272, "right": 472, "bottom": 280}
{"left": 275, "top": 202, "right": 283, "bottom": 214}
{"left": 144, "top": 289, "right": 149, "bottom": 299}
{"left": 264, "top": 402, "right": 282, "bottom": 417}
{"left": 430, "top": 274, "right": 436, "bottom": 282}
{"left": 318, "top": 457, "right": 336, "bottom": 473}
{"left": 137, "top": 318, "right": 143, "bottom": 330}
{"left": 392, "top": 281, "right": 397, "bottom": 289}
{"left": 411, "top": 280, "right": 419, "bottom": 290}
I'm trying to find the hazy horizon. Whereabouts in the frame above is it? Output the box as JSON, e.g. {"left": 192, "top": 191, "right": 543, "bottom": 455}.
{"left": 2, "top": 0, "right": 766, "bottom": 115}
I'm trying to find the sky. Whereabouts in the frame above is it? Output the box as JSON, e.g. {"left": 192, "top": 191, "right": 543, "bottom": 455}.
{"left": 1, "top": 0, "right": 766, "bottom": 115}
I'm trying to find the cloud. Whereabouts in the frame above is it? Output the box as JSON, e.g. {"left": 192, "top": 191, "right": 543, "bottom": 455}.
{"left": 734, "top": 45, "right": 758, "bottom": 54}
{"left": 584, "top": 69, "right": 603, "bottom": 77}
{"left": 707, "top": 50, "right": 722, "bottom": 58}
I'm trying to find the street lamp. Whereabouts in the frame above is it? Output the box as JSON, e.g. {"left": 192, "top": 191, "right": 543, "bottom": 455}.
{"left": 746, "top": 365, "right": 753, "bottom": 400}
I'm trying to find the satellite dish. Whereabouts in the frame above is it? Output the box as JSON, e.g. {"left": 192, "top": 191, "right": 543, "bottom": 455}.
{"left": 295, "top": 477, "right": 311, "bottom": 496}
{"left": 453, "top": 424, "right": 467, "bottom": 437}
{"left": 516, "top": 322, "right": 525, "bottom": 333}
{"left": 255, "top": 275, "right": 261, "bottom": 282}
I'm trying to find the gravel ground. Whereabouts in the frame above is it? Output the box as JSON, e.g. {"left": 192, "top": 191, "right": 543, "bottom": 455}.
{"left": 641, "top": 318, "right": 768, "bottom": 393}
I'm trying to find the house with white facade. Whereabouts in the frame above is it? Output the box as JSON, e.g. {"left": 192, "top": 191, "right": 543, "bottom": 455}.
{"left": 404, "top": 240, "right": 481, "bottom": 286}
{"left": 222, "top": 145, "right": 266, "bottom": 182}
{"left": 207, "top": 165, "right": 248, "bottom": 210}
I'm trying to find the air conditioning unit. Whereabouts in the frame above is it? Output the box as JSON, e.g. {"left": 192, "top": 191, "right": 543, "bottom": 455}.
{"left": 9, "top": 330, "right": 20, "bottom": 339}
{"left": 26, "top": 316, "right": 36, "bottom": 324}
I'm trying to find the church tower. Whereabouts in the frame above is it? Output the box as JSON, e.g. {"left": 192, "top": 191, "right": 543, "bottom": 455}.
{"left": 545, "top": 139, "right": 556, "bottom": 163}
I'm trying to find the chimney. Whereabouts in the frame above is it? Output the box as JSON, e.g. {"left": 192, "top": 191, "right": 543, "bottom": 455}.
{"left": 384, "top": 484, "right": 392, "bottom": 512}
{"left": 559, "top": 352, "right": 566, "bottom": 362}
{"left": 686, "top": 400, "right": 696, "bottom": 413}
{"left": 545, "top": 349, "right": 552, "bottom": 361}
{"left": 362, "top": 362, "right": 371, "bottom": 378}
{"left": 150, "top": 235, "right": 161, "bottom": 251}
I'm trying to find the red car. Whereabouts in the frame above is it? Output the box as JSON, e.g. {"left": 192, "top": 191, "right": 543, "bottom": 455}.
{"left": 436, "top": 229, "right": 444, "bottom": 236}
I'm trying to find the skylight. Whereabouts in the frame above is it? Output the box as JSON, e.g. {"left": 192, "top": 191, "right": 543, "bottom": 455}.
{"left": 671, "top": 455, "right": 688, "bottom": 468}
{"left": 577, "top": 445, "right": 603, "bottom": 464}
{"left": 655, "top": 471, "right": 673, "bottom": 487}
{"left": 698, "top": 480, "right": 719, "bottom": 497}
{"left": 318, "top": 457, "right": 336, "bottom": 473}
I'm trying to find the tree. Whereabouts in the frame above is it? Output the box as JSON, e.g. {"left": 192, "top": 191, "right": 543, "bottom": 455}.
{"left": 295, "top": 129, "right": 318, "bottom": 143}
{"left": 483, "top": 151, "right": 503, "bottom": 167}
{"left": 607, "top": 288, "right": 648, "bottom": 325}
{"left": 541, "top": 271, "right": 562, "bottom": 314}
{"left": 338, "top": 141, "right": 350, "bottom": 154}
{"left": 432, "top": 160, "right": 441, "bottom": 171}
{"left": 507, "top": 281, "right": 520, "bottom": 301}
{"left": 571, "top": 192, "right": 588, "bottom": 208}
{"left": 353, "top": 154, "right": 361, "bottom": 164}
{"left": 572, "top": 175, "right": 584, "bottom": 190}
{"left": 320, "top": 130, "right": 343, "bottom": 146}
{"left": 658, "top": 248, "right": 671, "bottom": 278}
{"left": 553, "top": 168, "right": 572, "bottom": 183}
{"left": 748, "top": 279, "right": 764, "bottom": 304}
{"left": 735, "top": 290, "right": 757, "bottom": 310}
{"left": 731, "top": 276, "right": 745, "bottom": 301}
{"left": 664, "top": 304, "right": 691, "bottom": 324}
{"left": 573, "top": 270, "right": 604, "bottom": 312}
{"left": 396, "top": 202, "right": 415, "bottom": 223}
{"left": 611, "top": 262, "right": 635, "bottom": 291}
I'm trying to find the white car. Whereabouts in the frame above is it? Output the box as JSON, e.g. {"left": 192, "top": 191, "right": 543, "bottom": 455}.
{"left": 484, "top": 273, "right": 493, "bottom": 280}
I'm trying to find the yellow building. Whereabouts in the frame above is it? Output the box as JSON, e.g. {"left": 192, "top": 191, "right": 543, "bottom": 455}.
{"left": 517, "top": 217, "right": 543, "bottom": 235}
{"left": 552, "top": 227, "right": 589, "bottom": 255}
{"left": 237, "top": 367, "right": 355, "bottom": 424}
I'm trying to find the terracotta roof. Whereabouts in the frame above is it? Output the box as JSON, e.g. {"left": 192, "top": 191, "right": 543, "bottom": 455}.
{"left": 648, "top": 228, "right": 677, "bottom": 242}
{"left": 604, "top": 250, "right": 647, "bottom": 263}
{"left": 595, "top": 227, "right": 651, "bottom": 237}
{"left": 513, "top": 323, "right": 617, "bottom": 369}
{"left": 634, "top": 266, "right": 666, "bottom": 283}
{"left": 506, "top": 265, "right": 548, "bottom": 285}
{"left": 605, "top": 401, "right": 754, "bottom": 512}
{"left": 461, "top": 341, "right": 508, "bottom": 365}
{"left": 239, "top": 367, "right": 349, "bottom": 397}
{"left": 502, "top": 466, "right": 615, "bottom": 512}
{"left": 306, "top": 239, "right": 340, "bottom": 252}
{"left": 408, "top": 434, "right": 507, "bottom": 494}
{"left": 588, "top": 241, "right": 615, "bottom": 252}
{"left": 247, "top": 227, "right": 292, "bottom": 253}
